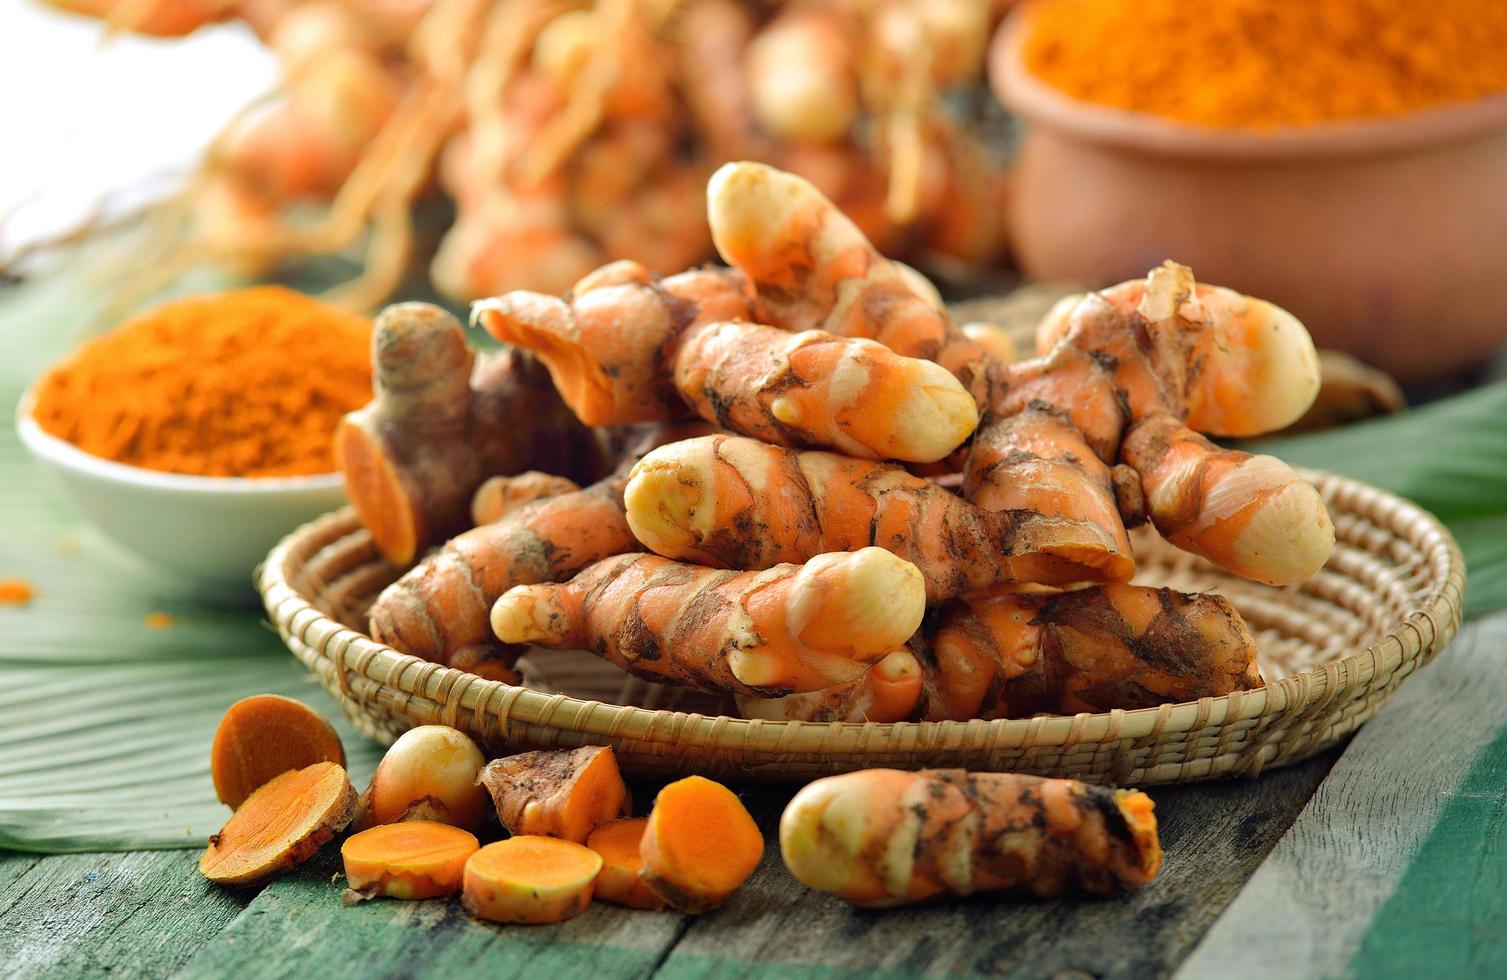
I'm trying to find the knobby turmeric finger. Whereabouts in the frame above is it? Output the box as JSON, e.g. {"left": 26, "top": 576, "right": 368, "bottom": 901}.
{"left": 920, "top": 585, "right": 1265, "bottom": 721}
{"left": 474, "top": 261, "right": 755, "bottom": 426}
{"left": 336, "top": 302, "right": 609, "bottom": 566}
{"left": 471, "top": 471, "right": 581, "bottom": 525}
{"left": 625, "top": 434, "right": 1127, "bottom": 601}
{"left": 356, "top": 726, "right": 488, "bottom": 833}
{"left": 706, "top": 161, "right": 987, "bottom": 382}
{"left": 736, "top": 648, "right": 924, "bottom": 723}
{"left": 490, "top": 548, "right": 927, "bottom": 696}
{"left": 210, "top": 695, "right": 346, "bottom": 810}
{"left": 199, "top": 762, "right": 357, "bottom": 888}
{"left": 586, "top": 818, "right": 666, "bottom": 909}
{"left": 780, "top": 769, "right": 1161, "bottom": 907}
{"left": 463, "top": 837, "right": 603, "bottom": 924}
{"left": 641, "top": 775, "right": 763, "bottom": 913}
{"left": 477, "top": 262, "right": 977, "bottom": 463}
{"left": 478, "top": 746, "right": 630, "bottom": 844}
{"left": 1035, "top": 261, "right": 1322, "bottom": 438}
{"left": 1122, "top": 415, "right": 1335, "bottom": 586}
{"left": 342, "top": 822, "right": 479, "bottom": 901}
{"left": 368, "top": 424, "right": 706, "bottom": 676}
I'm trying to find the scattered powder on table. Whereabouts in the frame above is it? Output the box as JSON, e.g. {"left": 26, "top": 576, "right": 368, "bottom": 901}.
{"left": 31, "top": 287, "right": 373, "bottom": 478}
{"left": 145, "top": 612, "right": 177, "bottom": 630}
{"left": 0, "top": 578, "right": 34, "bottom": 606}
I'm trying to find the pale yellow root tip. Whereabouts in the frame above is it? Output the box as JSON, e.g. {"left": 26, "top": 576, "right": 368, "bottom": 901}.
{"left": 792, "top": 548, "right": 927, "bottom": 653}
{"left": 884, "top": 361, "right": 980, "bottom": 462}
{"left": 624, "top": 455, "right": 713, "bottom": 558}
{"left": 490, "top": 586, "right": 560, "bottom": 645}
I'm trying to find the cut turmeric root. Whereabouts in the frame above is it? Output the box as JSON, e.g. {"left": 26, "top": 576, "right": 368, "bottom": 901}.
{"left": 341, "top": 821, "right": 480, "bottom": 901}
{"left": 477, "top": 745, "right": 630, "bottom": 844}
{"left": 640, "top": 775, "right": 763, "bottom": 913}
{"left": 780, "top": 769, "right": 1161, "bottom": 907}
{"left": 199, "top": 761, "right": 358, "bottom": 888}
{"left": 210, "top": 695, "right": 345, "bottom": 810}
{"left": 586, "top": 818, "right": 665, "bottom": 910}
{"left": 462, "top": 837, "right": 603, "bottom": 924}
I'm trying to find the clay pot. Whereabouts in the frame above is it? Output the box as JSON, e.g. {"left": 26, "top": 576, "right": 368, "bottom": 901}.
{"left": 989, "top": 12, "right": 1507, "bottom": 381}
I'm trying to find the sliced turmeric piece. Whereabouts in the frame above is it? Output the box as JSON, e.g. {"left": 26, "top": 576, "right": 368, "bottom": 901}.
{"left": 462, "top": 836, "right": 603, "bottom": 924}
{"left": 341, "top": 821, "right": 480, "bottom": 901}
{"left": 477, "top": 745, "right": 629, "bottom": 844}
{"left": 640, "top": 775, "right": 763, "bottom": 912}
{"left": 210, "top": 694, "right": 346, "bottom": 810}
{"left": 199, "top": 761, "right": 357, "bottom": 887}
{"left": 586, "top": 818, "right": 665, "bottom": 910}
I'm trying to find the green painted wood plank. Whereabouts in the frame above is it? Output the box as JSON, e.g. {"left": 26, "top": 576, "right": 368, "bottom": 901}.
{"left": 1175, "top": 611, "right": 1507, "bottom": 979}
{"left": 175, "top": 845, "right": 691, "bottom": 980}
{"left": 1346, "top": 710, "right": 1507, "bottom": 977}
{"left": 648, "top": 755, "right": 1335, "bottom": 980}
{"left": 0, "top": 849, "right": 247, "bottom": 978}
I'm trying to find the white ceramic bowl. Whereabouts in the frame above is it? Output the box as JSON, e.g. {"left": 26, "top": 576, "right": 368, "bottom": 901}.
{"left": 16, "top": 389, "right": 348, "bottom": 590}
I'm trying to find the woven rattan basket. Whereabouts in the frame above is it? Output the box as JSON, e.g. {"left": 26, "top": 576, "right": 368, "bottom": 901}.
{"left": 260, "top": 470, "right": 1463, "bottom": 786}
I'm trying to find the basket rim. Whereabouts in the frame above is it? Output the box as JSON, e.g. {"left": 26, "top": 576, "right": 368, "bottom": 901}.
{"left": 259, "top": 468, "right": 1465, "bottom": 758}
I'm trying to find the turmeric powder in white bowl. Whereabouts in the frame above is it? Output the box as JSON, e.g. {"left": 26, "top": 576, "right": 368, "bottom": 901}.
{"left": 16, "top": 288, "right": 371, "bottom": 588}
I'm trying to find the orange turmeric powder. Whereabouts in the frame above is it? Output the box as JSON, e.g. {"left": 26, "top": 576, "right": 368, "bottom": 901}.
{"left": 1023, "top": 0, "right": 1507, "bottom": 129}
{"left": 32, "top": 288, "right": 372, "bottom": 478}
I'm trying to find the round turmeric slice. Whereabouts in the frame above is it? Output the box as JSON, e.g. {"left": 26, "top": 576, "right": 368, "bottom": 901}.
{"left": 210, "top": 694, "right": 346, "bottom": 810}
{"left": 342, "top": 821, "right": 480, "bottom": 900}
{"left": 640, "top": 775, "right": 763, "bottom": 912}
{"left": 586, "top": 818, "right": 665, "bottom": 910}
{"left": 199, "top": 761, "right": 357, "bottom": 887}
{"left": 462, "top": 836, "right": 603, "bottom": 924}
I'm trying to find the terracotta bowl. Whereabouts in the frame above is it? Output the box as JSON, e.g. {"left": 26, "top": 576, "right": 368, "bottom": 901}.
{"left": 989, "top": 12, "right": 1507, "bottom": 381}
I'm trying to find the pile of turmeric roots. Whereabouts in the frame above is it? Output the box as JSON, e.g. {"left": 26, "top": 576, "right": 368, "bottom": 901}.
{"left": 200, "top": 696, "right": 1161, "bottom": 911}
{"left": 58, "top": 0, "right": 1012, "bottom": 310}
{"left": 338, "top": 160, "right": 1335, "bottom": 728}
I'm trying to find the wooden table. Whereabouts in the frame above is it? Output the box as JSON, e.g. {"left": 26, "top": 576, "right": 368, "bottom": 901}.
{"left": 1, "top": 608, "right": 1502, "bottom": 979}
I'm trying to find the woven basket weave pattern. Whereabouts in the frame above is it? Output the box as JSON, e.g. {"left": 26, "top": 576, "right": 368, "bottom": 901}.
{"left": 260, "top": 470, "right": 1463, "bottom": 786}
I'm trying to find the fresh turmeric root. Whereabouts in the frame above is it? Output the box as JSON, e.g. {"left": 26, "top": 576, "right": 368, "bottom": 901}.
{"left": 780, "top": 769, "right": 1161, "bottom": 907}
{"left": 210, "top": 695, "right": 346, "bottom": 810}
{"left": 706, "top": 161, "right": 987, "bottom": 383}
{"left": 991, "top": 261, "right": 1334, "bottom": 586}
{"left": 474, "top": 261, "right": 755, "bottom": 426}
{"left": 641, "top": 775, "right": 763, "bottom": 913}
{"left": 624, "top": 434, "right": 1131, "bottom": 600}
{"left": 736, "top": 648, "right": 924, "bottom": 723}
{"left": 1122, "top": 415, "right": 1335, "bottom": 586}
{"left": 341, "top": 821, "right": 480, "bottom": 901}
{"left": 489, "top": 548, "right": 927, "bottom": 696}
{"left": 585, "top": 818, "right": 665, "bottom": 910}
{"left": 472, "top": 471, "right": 581, "bottom": 525}
{"left": 199, "top": 761, "right": 358, "bottom": 887}
{"left": 336, "top": 302, "right": 609, "bottom": 566}
{"left": 921, "top": 585, "right": 1264, "bottom": 721}
{"left": 462, "top": 837, "right": 603, "bottom": 924}
{"left": 367, "top": 425, "right": 705, "bottom": 676}
{"left": 356, "top": 725, "right": 489, "bottom": 833}
{"left": 477, "top": 261, "right": 977, "bottom": 462}
{"left": 477, "top": 745, "right": 630, "bottom": 844}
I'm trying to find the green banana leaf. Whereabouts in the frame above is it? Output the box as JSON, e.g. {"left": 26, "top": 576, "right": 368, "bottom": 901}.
{"left": 1256, "top": 381, "right": 1507, "bottom": 618}
{"left": 0, "top": 259, "right": 381, "bottom": 854}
